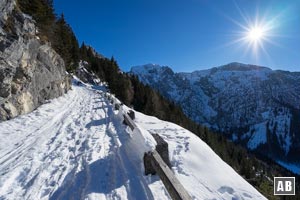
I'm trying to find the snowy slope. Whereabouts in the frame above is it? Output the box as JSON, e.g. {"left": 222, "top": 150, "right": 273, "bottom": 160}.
{"left": 134, "top": 112, "right": 266, "bottom": 200}
{"left": 0, "top": 80, "right": 265, "bottom": 200}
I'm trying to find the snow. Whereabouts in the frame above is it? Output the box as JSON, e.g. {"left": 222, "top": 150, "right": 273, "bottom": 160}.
{"left": 134, "top": 112, "right": 266, "bottom": 200}
{"left": 247, "top": 107, "right": 293, "bottom": 153}
{"left": 0, "top": 83, "right": 160, "bottom": 200}
{"left": 247, "top": 122, "right": 267, "bottom": 150}
{"left": 277, "top": 161, "right": 300, "bottom": 175}
{"left": 131, "top": 64, "right": 163, "bottom": 75}
{"left": 261, "top": 110, "right": 270, "bottom": 120}
{"left": 0, "top": 79, "right": 266, "bottom": 200}
{"left": 232, "top": 133, "right": 238, "bottom": 141}
{"left": 269, "top": 108, "right": 292, "bottom": 154}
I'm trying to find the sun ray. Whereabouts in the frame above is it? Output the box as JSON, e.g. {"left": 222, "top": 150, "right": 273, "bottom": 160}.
{"left": 233, "top": 0, "right": 252, "bottom": 29}
{"left": 210, "top": 1, "right": 295, "bottom": 64}
{"left": 232, "top": 8, "right": 276, "bottom": 61}
{"left": 216, "top": 1, "right": 294, "bottom": 63}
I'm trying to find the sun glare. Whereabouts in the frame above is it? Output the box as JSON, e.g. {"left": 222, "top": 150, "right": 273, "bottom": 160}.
{"left": 218, "top": 2, "right": 283, "bottom": 62}
{"left": 241, "top": 21, "right": 271, "bottom": 57}
{"left": 247, "top": 26, "right": 264, "bottom": 42}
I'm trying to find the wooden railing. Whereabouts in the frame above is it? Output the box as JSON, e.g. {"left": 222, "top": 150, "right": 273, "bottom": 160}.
{"left": 123, "top": 110, "right": 192, "bottom": 200}
{"left": 106, "top": 93, "right": 192, "bottom": 200}
{"left": 146, "top": 150, "right": 192, "bottom": 200}
{"left": 123, "top": 112, "right": 137, "bottom": 131}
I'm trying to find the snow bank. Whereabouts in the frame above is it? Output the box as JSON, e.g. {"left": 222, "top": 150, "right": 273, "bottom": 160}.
{"left": 134, "top": 111, "right": 267, "bottom": 200}
{"left": 103, "top": 89, "right": 266, "bottom": 199}
{"left": 116, "top": 105, "right": 156, "bottom": 173}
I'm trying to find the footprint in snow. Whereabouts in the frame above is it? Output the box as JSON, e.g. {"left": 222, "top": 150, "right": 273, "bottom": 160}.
{"left": 218, "top": 186, "right": 235, "bottom": 194}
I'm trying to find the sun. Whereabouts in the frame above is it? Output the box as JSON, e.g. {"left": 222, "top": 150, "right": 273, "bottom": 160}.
{"left": 241, "top": 22, "right": 272, "bottom": 56}
{"left": 227, "top": 16, "right": 277, "bottom": 60}
{"left": 218, "top": 2, "right": 283, "bottom": 61}
{"left": 247, "top": 26, "right": 265, "bottom": 42}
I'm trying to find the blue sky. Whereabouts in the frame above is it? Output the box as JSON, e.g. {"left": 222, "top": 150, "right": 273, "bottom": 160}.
{"left": 54, "top": 0, "right": 300, "bottom": 72}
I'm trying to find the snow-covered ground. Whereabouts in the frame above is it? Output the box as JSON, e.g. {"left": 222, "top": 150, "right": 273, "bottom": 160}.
{"left": 134, "top": 112, "right": 266, "bottom": 200}
{"left": 0, "top": 81, "right": 266, "bottom": 200}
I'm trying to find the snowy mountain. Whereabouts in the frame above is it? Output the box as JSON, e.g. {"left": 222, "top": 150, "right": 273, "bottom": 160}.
{"left": 0, "top": 75, "right": 266, "bottom": 200}
{"left": 131, "top": 63, "right": 300, "bottom": 174}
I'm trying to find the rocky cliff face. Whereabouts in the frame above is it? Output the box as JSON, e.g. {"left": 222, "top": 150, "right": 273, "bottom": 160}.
{"left": 131, "top": 63, "right": 300, "bottom": 170}
{"left": 0, "top": 0, "right": 71, "bottom": 120}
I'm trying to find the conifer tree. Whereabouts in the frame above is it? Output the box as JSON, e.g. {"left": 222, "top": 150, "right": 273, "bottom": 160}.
{"left": 53, "top": 14, "right": 79, "bottom": 71}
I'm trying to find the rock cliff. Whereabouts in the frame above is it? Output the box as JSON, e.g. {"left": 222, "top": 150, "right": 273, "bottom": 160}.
{"left": 0, "top": 0, "right": 71, "bottom": 120}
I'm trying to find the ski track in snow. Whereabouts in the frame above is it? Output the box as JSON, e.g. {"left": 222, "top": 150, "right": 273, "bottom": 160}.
{"left": 0, "top": 85, "right": 161, "bottom": 200}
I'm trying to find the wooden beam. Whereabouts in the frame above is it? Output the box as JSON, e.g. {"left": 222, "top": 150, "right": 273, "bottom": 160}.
{"left": 123, "top": 113, "right": 137, "bottom": 131}
{"left": 149, "top": 150, "right": 192, "bottom": 200}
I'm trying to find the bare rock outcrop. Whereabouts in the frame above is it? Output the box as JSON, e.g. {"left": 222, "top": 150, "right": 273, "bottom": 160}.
{"left": 0, "top": 0, "right": 71, "bottom": 120}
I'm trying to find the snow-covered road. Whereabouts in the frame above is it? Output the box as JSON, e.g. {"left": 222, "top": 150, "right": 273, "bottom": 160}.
{"left": 0, "top": 82, "right": 266, "bottom": 200}
{"left": 0, "top": 85, "right": 162, "bottom": 200}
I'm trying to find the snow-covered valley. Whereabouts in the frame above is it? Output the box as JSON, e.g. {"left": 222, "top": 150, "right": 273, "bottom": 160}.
{"left": 0, "top": 80, "right": 266, "bottom": 200}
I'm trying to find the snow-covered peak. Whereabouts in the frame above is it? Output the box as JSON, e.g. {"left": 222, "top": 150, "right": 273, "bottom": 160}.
{"left": 177, "top": 62, "right": 272, "bottom": 83}
{"left": 130, "top": 64, "right": 175, "bottom": 86}
{"left": 133, "top": 62, "right": 272, "bottom": 82}
{"left": 217, "top": 62, "right": 272, "bottom": 72}
{"left": 131, "top": 64, "right": 173, "bottom": 76}
{"left": 131, "top": 63, "right": 162, "bottom": 70}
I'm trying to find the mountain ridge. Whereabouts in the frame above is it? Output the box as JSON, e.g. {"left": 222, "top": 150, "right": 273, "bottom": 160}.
{"left": 131, "top": 62, "right": 300, "bottom": 174}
